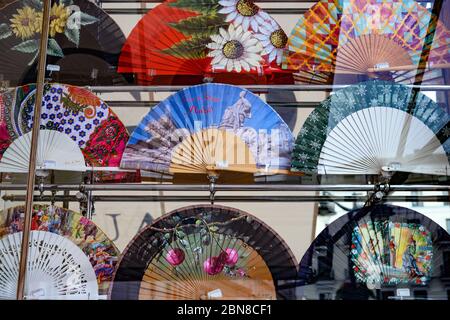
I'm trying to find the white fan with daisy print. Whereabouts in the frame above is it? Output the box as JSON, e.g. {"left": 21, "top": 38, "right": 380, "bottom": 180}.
{"left": 117, "top": 0, "right": 292, "bottom": 85}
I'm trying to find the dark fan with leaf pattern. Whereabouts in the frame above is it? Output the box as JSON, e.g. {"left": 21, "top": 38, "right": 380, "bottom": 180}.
{"left": 109, "top": 205, "right": 298, "bottom": 300}
{"left": 0, "top": 0, "right": 130, "bottom": 86}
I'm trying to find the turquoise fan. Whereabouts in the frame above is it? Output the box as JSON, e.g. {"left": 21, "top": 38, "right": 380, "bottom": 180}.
{"left": 291, "top": 80, "right": 450, "bottom": 176}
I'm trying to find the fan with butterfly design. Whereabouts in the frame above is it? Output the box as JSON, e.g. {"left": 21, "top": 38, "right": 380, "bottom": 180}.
{"left": 0, "top": 0, "right": 131, "bottom": 86}
{"left": 297, "top": 204, "right": 450, "bottom": 300}
{"left": 118, "top": 0, "right": 292, "bottom": 85}
{"left": 282, "top": 0, "right": 450, "bottom": 84}
{"left": 109, "top": 205, "right": 298, "bottom": 300}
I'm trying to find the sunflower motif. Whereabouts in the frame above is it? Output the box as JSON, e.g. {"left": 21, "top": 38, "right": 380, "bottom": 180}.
{"left": 207, "top": 24, "right": 263, "bottom": 72}
{"left": 9, "top": 6, "right": 42, "bottom": 40}
{"left": 218, "top": 0, "right": 271, "bottom": 32}
{"left": 49, "top": 3, "right": 70, "bottom": 38}
{"left": 254, "top": 19, "right": 288, "bottom": 65}
{"left": 67, "top": 86, "right": 101, "bottom": 108}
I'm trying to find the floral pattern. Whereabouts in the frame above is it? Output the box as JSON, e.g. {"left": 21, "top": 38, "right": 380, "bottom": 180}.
{"left": 0, "top": 205, "right": 120, "bottom": 295}
{"left": 207, "top": 24, "right": 263, "bottom": 72}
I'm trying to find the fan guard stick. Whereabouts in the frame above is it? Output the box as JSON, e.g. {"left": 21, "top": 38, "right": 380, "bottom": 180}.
{"left": 16, "top": 0, "right": 51, "bottom": 300}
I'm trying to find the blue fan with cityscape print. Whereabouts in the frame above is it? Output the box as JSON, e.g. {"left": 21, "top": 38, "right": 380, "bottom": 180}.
{"left": 121, "top": 83, "right": 294, "bottom": 182}
{"left": 291, "top": 80, "right": 450, "bottom": 176}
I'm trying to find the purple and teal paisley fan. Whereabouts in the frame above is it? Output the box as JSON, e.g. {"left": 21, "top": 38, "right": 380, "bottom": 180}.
{"left": 292, "top": 80, "right": 450, "bottom": 176}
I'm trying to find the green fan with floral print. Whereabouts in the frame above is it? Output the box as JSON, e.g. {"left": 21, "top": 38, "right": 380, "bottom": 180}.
{"left": 0, "top": 0, "right": 130, "bottom": 86}
{"left": 118, "top": 0, "right": 292, "bottom": 85}
{"left": 292, "top": 81, "right": 450, "bottom": 176}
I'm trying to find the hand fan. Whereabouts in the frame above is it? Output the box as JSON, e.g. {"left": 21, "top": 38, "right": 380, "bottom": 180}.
{"left": 291, "top": 80, "right": 450, "bottom": 176}
{"left": 0, "top": 83, "right": 136, "bottom": 180}
{"left": 118, "top": 0, "right": 292, "bottom": 85}
{"left": 282, "top": 0, "right": 450, "bottom": 84}
{"left": 0, "top": 204, "right": 121, "bottom": 295}
{"left": 0, "top": 0, "right": 130, "bottom": 86}
{"left": 120, "top": 83, "right": 294, "bottom": 182}
{"left": 297, "top": 204, "right": 450, "bottom": 300}
{"left": 109, "top": 205, "right": 298, "bottom": 300}
{"left": 0, "top": 230, "right": 98, "bottom": 299}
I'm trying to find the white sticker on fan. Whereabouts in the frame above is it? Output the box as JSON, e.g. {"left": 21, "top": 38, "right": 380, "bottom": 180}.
{"left": 374, "top": 62, "right": 390, "bottom": 70}
{"left": 208, "top": 289, "right": 223, "bottom": 299}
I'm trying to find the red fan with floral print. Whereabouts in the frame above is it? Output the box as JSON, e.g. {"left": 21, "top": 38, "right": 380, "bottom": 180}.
{"left": 0, "top": 83, "right": 140, "bottom": 182}
{"left": 119, "top": 0, "right": 293, "bottom": 85}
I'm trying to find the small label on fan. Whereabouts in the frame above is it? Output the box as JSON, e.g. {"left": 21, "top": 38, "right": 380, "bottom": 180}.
{"left": 208, "top": 289, "right": 223, "bottom": 299}
{"left": 46, "top": 64, "right": 60, "bottom": 72}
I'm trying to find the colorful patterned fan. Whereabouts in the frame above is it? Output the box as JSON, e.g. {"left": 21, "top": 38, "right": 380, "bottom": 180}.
{"left": 118, "top": 0, "right": 292, "bottom": 85}
{"left": 282, "top": 0, "right": 450, "bottom": 84}
{"left": 121, "top": 83, "right": 294, "bottom": 182}
{"left": 0, "top": 231, "right": 99, "bottom": 299}
{"left": 109, "top": 205, "right": 298, "bottom": 300}
{"left": 291, "top": 81, "right": 450, "bottom": 176}
{"left": 297, "top": 204, "right": 450, "bottom": 300}
{"left": 0, "top": 204, "right": 120, "bottom": 296}
{"left": 0, "top": 84, "right": 135, "bottom": 179}
{"left": 0, "top": 0, "right": 130, "bottom": 86}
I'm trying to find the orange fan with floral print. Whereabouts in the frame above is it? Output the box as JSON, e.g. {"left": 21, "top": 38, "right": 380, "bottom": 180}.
{"left": 118, "top": 0, "right": 293, "bottom": 85}
{"left": 0, "top": 83, "right": 140, "bottom": 182}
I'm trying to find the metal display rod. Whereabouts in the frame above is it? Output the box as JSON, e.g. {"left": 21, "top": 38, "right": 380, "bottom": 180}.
{"left": 0, "top": 184, "right": 449, "bottom": 192}
{"left": 16, "top": 0, "right": 51, "bottom": 300}
{"left": 88, "top": 84, "right": 450, "bottom": 93}
{"left": 3, "top": 195, "right": 449, "bottom": 203}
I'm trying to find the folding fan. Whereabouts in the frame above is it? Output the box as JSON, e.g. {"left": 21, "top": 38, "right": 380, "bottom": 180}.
{"left": 0, "top": 231, "right": 98, "bottom": 299}
{"left": 109, "top": 205, "right": 298, "bottom": 300}
{"left": 120, "top": 83, "right": 294, "bottom": 182}
{"left": 282, "top": 0, "right": 450, "bottom": 84}
{"left": 118, "top": 0, "right": 292, "bottom": 85}
{"left": 297, "top": 204, "right": 450, "bottom": 300}
{"left": 291, "top": 81, "right": 450, "bottom": 176}
{"left": 0, "top": 83, "right": 134, "bottom": 178}
{"left": 0, "top": 0, "right": 130, "bottom": 86}
{"left": 0, "top": 204, "right": 120, "bottom": 295}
